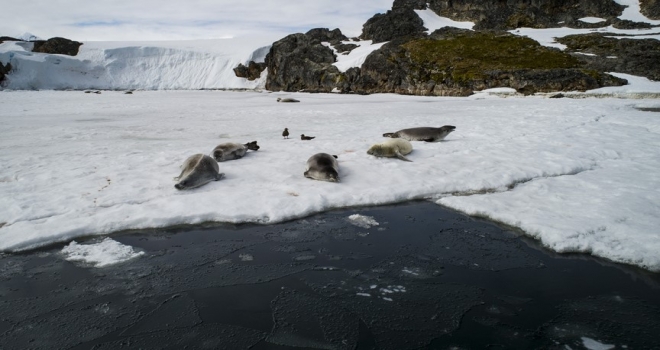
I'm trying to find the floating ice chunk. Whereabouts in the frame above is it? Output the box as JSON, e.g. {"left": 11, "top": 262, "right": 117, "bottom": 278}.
{"left": 239, "top": 253, "right": 254, "bottom": 261}
{"left": 581, "top": 337, "right": 615, "bottom": 350}
{"left": 61, "top": 238, "right": 144, "bottom": 267}
{"left": 348, "top": 214, "right": 379, "bottom": 229}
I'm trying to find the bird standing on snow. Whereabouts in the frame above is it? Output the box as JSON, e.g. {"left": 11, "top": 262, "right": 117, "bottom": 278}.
{"left": 282, "top": 128, "right": 289, "bottom": 139}
{"left": 301, "top": 134, "right": 315, "bottom": 140}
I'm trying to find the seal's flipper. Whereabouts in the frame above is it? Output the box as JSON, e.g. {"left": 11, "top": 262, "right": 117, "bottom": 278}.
{"left": 395, "top": 151, "right": 412, "bottom": 162}
{"left": 332, "top": 155, "right": 338, "bottom": 159}
{"left": 215, "top": 173, "right": 225, "bottom": 181}
{"left": 422, "top": 138, "right": 435, "bottom": 142}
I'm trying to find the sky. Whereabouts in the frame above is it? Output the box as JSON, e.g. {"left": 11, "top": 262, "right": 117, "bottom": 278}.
{"left": 0, "top": 0, "right": 393, "bottom": 41}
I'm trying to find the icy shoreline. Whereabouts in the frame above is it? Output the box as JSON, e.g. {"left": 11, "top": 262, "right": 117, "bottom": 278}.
{"left": 1, "top": 89, "right": 660, "bottom": 272}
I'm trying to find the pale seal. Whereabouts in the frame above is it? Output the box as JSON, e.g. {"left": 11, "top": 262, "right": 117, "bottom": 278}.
{"left": 277, "top": 98, "right": 300, "bottom": 103}
{"left": 382, "top": 126, "right": 456, "bottom": 142}
{"left": 211, "top": 141, "right": 259, "bottom": 162}
{"left": 367, "top": 138, "right": 413, "bottom": 162}
{"left": 304, "top": 153, "right": 339, "bottom": 182}
{"left": 174, "top": 154, "right": 224, "bottom": 190}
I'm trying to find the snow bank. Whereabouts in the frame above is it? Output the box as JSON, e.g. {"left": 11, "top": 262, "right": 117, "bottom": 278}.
{"left": 324, "top": 40, "right": 386, "bottom": 73}
{"left": 0, "top": 35, "right": 280, "bottom": 90}
{"left": 1, "top": 86, "right": 659, "bottom": 272}
{"left": 414, "top": 9, "right": 475, "bottom": 32}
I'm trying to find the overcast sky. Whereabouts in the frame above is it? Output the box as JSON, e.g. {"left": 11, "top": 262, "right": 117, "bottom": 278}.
{"left": 1, "top": 0, "right": 394, "bottom": 42}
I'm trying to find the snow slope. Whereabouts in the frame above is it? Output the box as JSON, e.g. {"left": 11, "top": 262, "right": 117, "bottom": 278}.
{"left": 0, "top": 35, "right": 279, "bottom": 90}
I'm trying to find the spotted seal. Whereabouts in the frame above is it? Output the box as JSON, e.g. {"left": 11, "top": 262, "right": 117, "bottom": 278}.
{"left": 367, "top": 138, "right": 413, "bottom": 162}
{"left": 211, "top": 141, "right": 259, "bottom": 162}
{"left": 277, "top": 98, "right": 300, "bottom": 103}
{"left": 174, "top": 154, "right": 224, "bottom": 190}
{"left": 383, "top": 126, "right": 456, "bottom": 142}
{"left": 304, "top": 153, "right": 339, "bottom": 182}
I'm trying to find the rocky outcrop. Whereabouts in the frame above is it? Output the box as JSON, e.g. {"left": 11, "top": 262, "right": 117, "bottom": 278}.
{"left": 0, "top": 62, "right": 11, "bottom": 85}
{"left": 264, "top": 30, "right": 344, "bottom": 92}
{"left": 558, "top": 34, "right": 660, "bottom": 81}
{"left": 233, "top": 61, "right": 267, "bottom": 81}
{"left": 423, "top": 0, "right": 624, "bottom": 30}
{"left": 640, "top": 0, "right": 660, "bottom": 19}
{"left": 0, "top": 36, "right": 20, "bottom": 44}
{"left": 344, "top": 29, "right": 626, "bottom": 96}
{"left": 32, "top": 37, "right": 83, "bottom": 56}
{"left": 261, "top": 1, "right": 637, "bottom": 96}
{"left": 360, "top": 3, "right": 427, "bottom": 42}
{"left": 305, "top": 28, "right": 348, "bottom": 45}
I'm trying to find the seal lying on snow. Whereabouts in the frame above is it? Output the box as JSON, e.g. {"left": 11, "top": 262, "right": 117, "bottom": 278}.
{"left": 277, "top": 98, "right": 300, "bottom": 103}
{"left": 383, "top": 126, "right": 456, "bottom": 142}
{"left": 211, "top": 141, "right": 259, "bottom": 162}
{"left": 304, "top": 153, "right": 339, "bottom": 182}
{"left": 367, "top": 138, "right": 413, "bottom": 162}
{"left": 174, "top": 154, "right": 224, "bottom": 190}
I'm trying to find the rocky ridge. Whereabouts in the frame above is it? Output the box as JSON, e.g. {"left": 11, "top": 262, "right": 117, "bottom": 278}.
{"left": 241, "top": 0, "right": 659, "bottom": 96}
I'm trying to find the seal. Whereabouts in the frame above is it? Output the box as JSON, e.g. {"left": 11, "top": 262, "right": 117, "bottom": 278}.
{"left": 367, "top": 138, "right": 413, "bottom": 162}
{"left": 211, "top": 141, "right": 259, "bottom": 162}
{"left": 301, "top": 134, "right": 315, "bottom": 140}
{"left": 304, "top": 153, "right": 339, "bottom": 182}
{"left": 277, "top": 98, "right": 300, "bottom": 103}
{"left": 382, "top": 126, "right": 456, "bottom": 142}
{"left": 174, "top": 154, "right": 224, "bottom": 190}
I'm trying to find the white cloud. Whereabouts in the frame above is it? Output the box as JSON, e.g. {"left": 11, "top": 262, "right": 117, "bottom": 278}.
{"left": 1, "top": 0, "right": 394, "bottom": 41}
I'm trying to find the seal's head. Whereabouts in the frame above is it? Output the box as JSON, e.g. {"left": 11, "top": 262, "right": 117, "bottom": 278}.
{"left": 245, "top": 141, "right": 260, "bottom": 151}
{"left": 305, "top": 167, "right": 339, "bottom": 182}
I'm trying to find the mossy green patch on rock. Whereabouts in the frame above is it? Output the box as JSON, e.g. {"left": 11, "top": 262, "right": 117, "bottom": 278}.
{"left": 402, "top": 32, "right": 580, "bottom": 83}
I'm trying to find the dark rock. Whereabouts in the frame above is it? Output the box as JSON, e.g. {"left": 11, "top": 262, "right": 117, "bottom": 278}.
{"left": 360, "top": 5, "right": 427, "bottom": 43}
{"left": 265, "top": 33, "right": 341, "bottom": 92}
{"left": 559, "top": 33, "right": 660, "bottom": 81}
{"left": 346, "top": 30, "right": 626, "bottom": 96}
{"left": 32, "top": 37, "right": 83, "bottom": 56}
{"left": 233, "top": 61, "right": 267, "bottom": 81}
{"left": 424, "top": 0, "right": 624, "bottom": 30}
{"left": 611, "top": 19, "right": 653, "bottom": 29}
{"left": 640, "top": 0, "right": 660, "bottom": 19}
{"left": 305, "top": 28, "right": 347, "bottom": 45}
{"left": 0, "top": 36, "right": 20, "bottom": 44}
{"left": 0, "top": 62, "right": 11, "bottom": 85}
{"left": 504, "top": 68, "right": 626, "bottom": 95}
{"left": 334, "top": 43, "right": 359, "bottom": 54}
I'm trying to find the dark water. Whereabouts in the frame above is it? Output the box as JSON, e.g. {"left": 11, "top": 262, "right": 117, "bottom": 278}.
{"left": 1, "top": 201, "right": 659, "bottom": 349}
